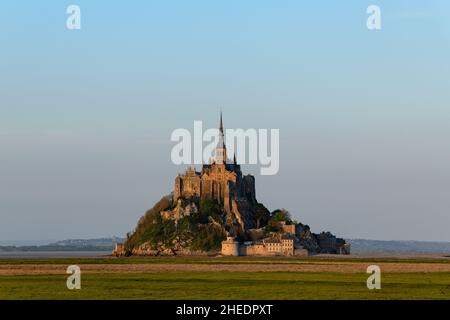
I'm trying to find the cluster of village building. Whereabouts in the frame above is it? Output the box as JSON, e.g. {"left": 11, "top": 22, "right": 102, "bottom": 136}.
{"left": 221, "top": 222, "right": 308, "bottom": 257}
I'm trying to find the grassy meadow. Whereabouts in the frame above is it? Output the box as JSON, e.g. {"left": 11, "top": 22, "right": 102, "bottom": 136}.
{"left": 1, "top": 256, "right": 449, "bottom": 299}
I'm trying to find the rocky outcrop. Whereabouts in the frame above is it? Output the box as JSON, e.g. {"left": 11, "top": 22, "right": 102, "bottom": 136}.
{"left": 121, "top": 114, "right": 350, "bottom": 256}
{"left": 230, "top": 198, "right": 254, "bottom": 230}
{"left": 295, "top": 225, "right": 321, "bottom": 253}
{"left": 132, "top": 240, "right": 214, "bottom": 256}
{"left": 161, "top": 199, "right": 198, "bottom": 222}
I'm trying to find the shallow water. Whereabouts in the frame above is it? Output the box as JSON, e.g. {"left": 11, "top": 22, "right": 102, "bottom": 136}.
{"left": 0, "top": 251, "right": 111, "bottom": 259}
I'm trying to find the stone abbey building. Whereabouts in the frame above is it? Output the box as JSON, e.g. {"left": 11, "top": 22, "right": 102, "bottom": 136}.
{"left": 115, "top": 113, "right": 351, "bottom": 257}
{"left": 172, "top": 113, "right": 258, "bottom": 230}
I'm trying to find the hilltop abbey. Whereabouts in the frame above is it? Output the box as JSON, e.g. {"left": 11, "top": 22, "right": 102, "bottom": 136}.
{"left": 172, "top": 113, "right": 258, "bottom": 230}
{"left": 116, "top": 113, "right": 350, "bottom": 257}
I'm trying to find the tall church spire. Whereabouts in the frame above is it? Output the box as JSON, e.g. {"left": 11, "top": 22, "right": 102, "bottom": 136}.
{"left": 219, "top": 111, "right": 224, "bottom": 134}
{"left": 215, "top": 112, "right": 227, "bottom": 164}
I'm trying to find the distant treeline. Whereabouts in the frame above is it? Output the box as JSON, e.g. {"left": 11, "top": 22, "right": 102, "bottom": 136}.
{"left": 0, "top": 245, "right": 113, "bottom": 252}
{"left": 0, "top": 237, "right": 125, "bottom": 252}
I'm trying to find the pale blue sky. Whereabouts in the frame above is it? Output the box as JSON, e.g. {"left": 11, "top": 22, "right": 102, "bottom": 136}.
{"left": 1, "top": 1, "right": 450, "bottom": 241}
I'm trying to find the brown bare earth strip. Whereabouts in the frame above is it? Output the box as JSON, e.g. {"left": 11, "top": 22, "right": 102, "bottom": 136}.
{"left": 2, "top": 262, "right": 450, "bottom": 275}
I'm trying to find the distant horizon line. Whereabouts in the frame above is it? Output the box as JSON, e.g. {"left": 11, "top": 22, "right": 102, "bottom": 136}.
{"left": 1, "top": 237, "right": 450, "bottom": 245}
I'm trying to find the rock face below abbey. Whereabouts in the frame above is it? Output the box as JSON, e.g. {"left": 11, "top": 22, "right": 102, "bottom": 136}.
{"left": 119, "top": 114, "right": 350, "bottom": 257}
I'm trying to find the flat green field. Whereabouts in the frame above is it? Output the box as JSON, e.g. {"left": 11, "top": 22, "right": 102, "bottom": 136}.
{"left": 1, "top": 256, "right": 449, "bottom": 299}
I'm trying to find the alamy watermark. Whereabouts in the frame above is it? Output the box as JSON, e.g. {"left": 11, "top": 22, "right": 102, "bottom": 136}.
{"left": 366, "top": 265, "right": 381, "bottom": 289}
{"left": 367, "top": 5, "right": 381, "bottom": 30}
{"left": 171, "top": 121, "right": 280, "bottom": 175}
{"left": 66, "top": 5, "right": 81, "bottom": 30}
{"left": 66, "top": 265, "right": 81, "bottom": 290}
{"left": 64, "top": 5, "right": 380, "bottom": 31}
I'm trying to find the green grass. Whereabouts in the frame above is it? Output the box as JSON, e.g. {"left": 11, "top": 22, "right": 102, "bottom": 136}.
{"left": 1, "top": 272, "right": 450, "bottom": 300}
{"left": 1, "top": 256, "right": 449, "bottom": 299}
